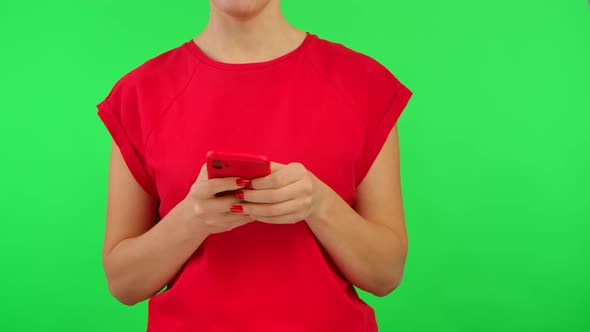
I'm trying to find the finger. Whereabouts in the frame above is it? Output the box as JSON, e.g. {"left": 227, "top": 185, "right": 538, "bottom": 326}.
{"left": 206, "top": 194, "right": 245, "bottom": 214}
{"left": 240, "top": 198, "right": 305, "bottom": 218}
{"left": 190, "top": 163, "right": 210, "bottom": 197}
{"left": 252, "top": 212, "right": 304, "bottom": 225}
{"left": 199, "top": 162, "right": 208, "bottom": 180}
{"left": 251, "top": 162, "right": 305, "bottom": 190}
{"left": 269, "top": 161, "right": 286, "bottom": 173}
{"left": 239, "top": 180, "right": 300, "bottom": 204}
{"left": 193, "top": 163, "right": 251, "bottom": 197}
{"left": 195, "top": 176, "right": 248, "bottom": 199}
{"left": 219, "top": 211, "right": 254, "bottom": 225}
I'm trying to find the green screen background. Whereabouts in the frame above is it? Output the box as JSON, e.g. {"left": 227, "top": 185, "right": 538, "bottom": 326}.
{"left": 0, "top": 0, "right": 588, "bottom": 331}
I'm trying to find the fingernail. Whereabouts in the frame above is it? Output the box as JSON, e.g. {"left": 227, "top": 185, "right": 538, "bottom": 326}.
{"left": 230, "top": 204, "right": 243, "bottom": 213}
{"left": 236, "top": 178, "right": 250, "bottom": 187}
{"left": 234, "top": 190, "right": 244, "bottom": 199}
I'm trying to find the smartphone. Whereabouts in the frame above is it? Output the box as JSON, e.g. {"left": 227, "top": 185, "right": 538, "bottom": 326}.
{"left": 206, "top": 150, "right": 271, "bottom": 190}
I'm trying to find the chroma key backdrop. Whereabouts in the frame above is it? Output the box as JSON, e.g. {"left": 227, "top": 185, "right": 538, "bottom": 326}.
{"left": 0, "top": 1, "right": 588, "bottom": 331}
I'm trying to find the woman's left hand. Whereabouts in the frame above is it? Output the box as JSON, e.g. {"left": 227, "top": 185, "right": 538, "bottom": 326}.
{"left": 233, "top": 161, "right": 329, "bottom": 224}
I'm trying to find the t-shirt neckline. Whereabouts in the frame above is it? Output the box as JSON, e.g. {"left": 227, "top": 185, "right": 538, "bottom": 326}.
{"left": 185, "top": 31, "right": 314, "bottom": 71}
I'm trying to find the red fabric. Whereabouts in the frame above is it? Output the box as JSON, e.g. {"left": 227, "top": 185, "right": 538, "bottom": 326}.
{"left": 97, "top": 32, "right": 412, "bottom": 332}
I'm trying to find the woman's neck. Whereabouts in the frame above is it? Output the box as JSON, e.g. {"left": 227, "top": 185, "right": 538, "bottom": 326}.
{"left": 194, "top": 1, "right": 306, "bottom": 64}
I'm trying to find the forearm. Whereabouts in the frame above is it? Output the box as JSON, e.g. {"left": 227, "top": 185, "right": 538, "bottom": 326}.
{"left": 103, "top": 199, "right": 207, "bottom": 305}
{"left": 306, "top": 186, "right": 407, "bottom": 297}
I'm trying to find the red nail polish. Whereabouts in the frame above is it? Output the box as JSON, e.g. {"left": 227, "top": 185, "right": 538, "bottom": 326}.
{"left": 234, "top": 190, "right": 244, "bottom": 199}
{"left": 236, "top": 178, "right": 250, "bottom": 187}
{"left": 230, "top": 204, "right": 243, "bottom": 213}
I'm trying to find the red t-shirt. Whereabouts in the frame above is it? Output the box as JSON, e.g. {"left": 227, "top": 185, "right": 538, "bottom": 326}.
{"left": 97, "top": 31, "right": 412, "bottom": 332}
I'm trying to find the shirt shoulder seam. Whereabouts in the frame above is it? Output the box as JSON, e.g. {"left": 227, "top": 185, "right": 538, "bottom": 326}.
{"left": 306, "top": 59, "right": 366, "bottom": 132}
{"left": 144, "top": 60, "right": 201, "bottom": 149}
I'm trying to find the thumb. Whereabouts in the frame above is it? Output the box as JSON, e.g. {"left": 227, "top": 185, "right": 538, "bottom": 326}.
{"left": 199, "top": 162, "right": 209, "bottom": 180}
{"left": 189, "top": 162, "right": 208, "bottom": 194}
{"left": 270, "top": 161, "right": 286, "bottom": 173}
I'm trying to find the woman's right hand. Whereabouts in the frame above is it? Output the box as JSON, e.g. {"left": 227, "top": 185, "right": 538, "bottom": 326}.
{"left": 182, "top": 162, "right": 255, "bottom": 236}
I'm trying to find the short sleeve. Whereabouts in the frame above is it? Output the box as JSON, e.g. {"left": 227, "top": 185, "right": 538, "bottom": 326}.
{"left": 354, "top": 66, "right": 413, "bottom": 187}
{"left": 96, "top": 79, "right": 159, "bottom": 200}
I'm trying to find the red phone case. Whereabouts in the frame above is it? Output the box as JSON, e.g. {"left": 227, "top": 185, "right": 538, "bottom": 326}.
{"left": 206, "top": 150, "right": 271, "bottom": 189}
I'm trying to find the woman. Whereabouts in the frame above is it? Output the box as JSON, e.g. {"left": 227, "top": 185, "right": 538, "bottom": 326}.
{"left": 97, "top": 0, "right": 413, "bottom": 331}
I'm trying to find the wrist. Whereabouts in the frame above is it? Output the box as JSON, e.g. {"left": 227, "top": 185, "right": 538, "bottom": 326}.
{"left": 307, "top": 178, "right": 336, "bottom": 227}
{"left": 177, "top": 197, "right": 212, "bottom": 240}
